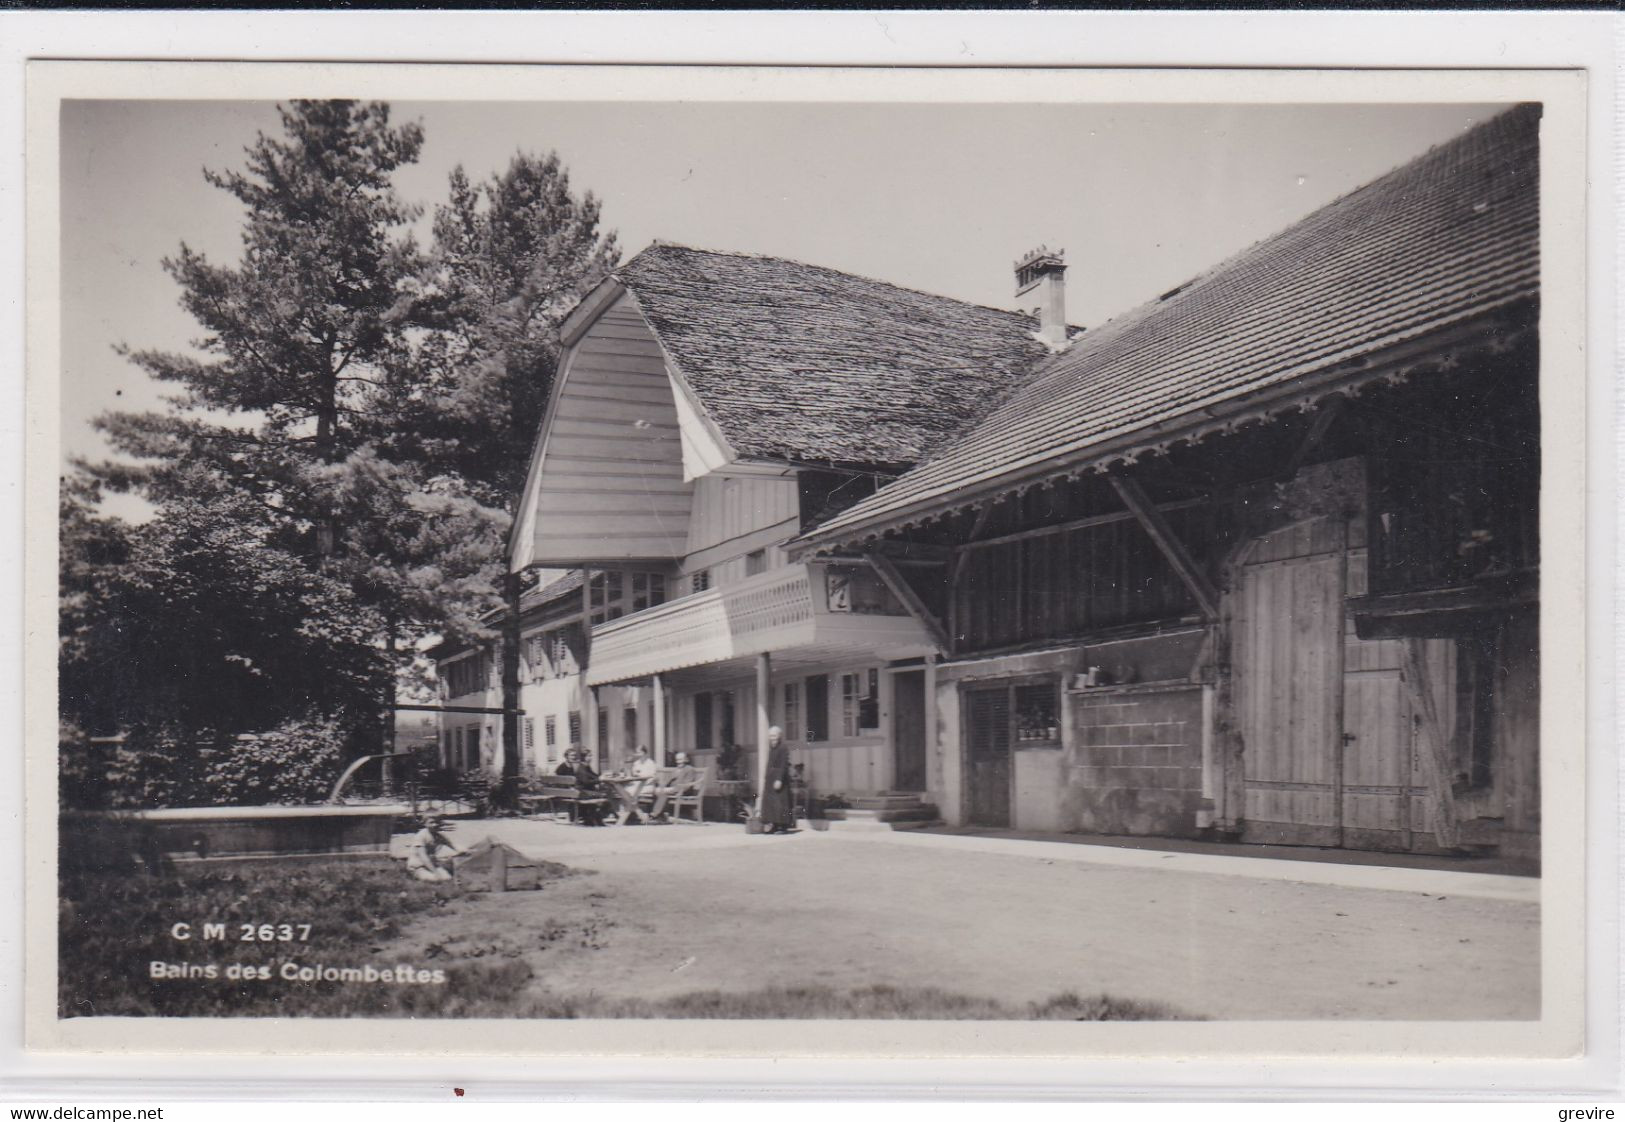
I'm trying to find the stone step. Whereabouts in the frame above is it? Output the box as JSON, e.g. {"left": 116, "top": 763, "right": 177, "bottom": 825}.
{"left": 820, "top": 812, "right": 945, "bottom": 834}
{"left": 844, "top": 793, "right": 931, "bottom": 811}
{"left": 823, "top": 805, "right": 940, "bottom": 824}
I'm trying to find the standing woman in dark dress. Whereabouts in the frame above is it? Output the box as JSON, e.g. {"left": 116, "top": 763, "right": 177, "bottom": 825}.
{"left": 757, "top": 725, "right": 795, "bottom": 834}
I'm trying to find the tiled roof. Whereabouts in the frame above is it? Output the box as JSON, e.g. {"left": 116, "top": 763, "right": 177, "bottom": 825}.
{"left": 617, "top": 244, "right": 1060, "bottom": 466}
{"left": 429, "top": 569, "right": 583, "bottom": 662}
{"left": 800, "top": 104, "right": 1541, "bottom": 547}
{"left": 519, "top": 569, "right": 583, "bottom": 613}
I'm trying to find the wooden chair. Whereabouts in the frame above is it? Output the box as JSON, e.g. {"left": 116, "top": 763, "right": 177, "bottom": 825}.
{"left": 670, "top": 767, "right": 709, "bottom": 824}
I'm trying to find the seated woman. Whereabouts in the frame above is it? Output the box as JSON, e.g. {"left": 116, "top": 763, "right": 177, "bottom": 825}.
{"left": 405, "top": 815, "right": 463, "bottom": 881}
{"left": 556, "top": 749, "right": 608, "bottom": 826}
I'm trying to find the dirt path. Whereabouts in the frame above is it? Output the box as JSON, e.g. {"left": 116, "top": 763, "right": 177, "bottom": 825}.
{"left": 389, "top": 830, "right": 1537, "bottom": 1019}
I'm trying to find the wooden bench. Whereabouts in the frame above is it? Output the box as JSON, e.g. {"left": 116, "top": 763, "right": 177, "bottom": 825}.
{"left": 530, "top": 775, "right": 610, "bottom": 823}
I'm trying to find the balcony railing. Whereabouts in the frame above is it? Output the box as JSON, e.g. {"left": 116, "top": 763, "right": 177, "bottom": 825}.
{"left": 585, "top": 562, "right": 933, "bottom": 685}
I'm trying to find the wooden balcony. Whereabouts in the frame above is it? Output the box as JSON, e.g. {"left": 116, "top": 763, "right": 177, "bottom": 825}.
{"left": 585, "top": 562, "right": 937, "bottom": 685}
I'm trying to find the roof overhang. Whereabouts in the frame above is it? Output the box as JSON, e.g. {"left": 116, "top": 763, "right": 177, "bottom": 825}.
{"left": 790, "top": 301, "right": 1537, "bottom": 557}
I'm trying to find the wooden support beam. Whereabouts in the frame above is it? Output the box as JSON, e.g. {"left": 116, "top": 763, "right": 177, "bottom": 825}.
{"left": 1109, "top": 476, "right": 1220, "bottom": 621}
{"left": 1401, "top": 638, "right": 1463, "bottom": 849}
{"left": 652, "top": 674, "right": 667, "bottom": 765}
{"left": 755, "top": 652, "right": 772, "bottom": 812}
{"left": 955, "top": 498, "right": 1207, "bottom": 554}
{"left": 1280, "top": 396, "right": 1346, "bottom": 481}
{"left": 394, "top": 703, "right": 524, "bottom": 716}
{"left": 865, "top": 552, "right": 951, "bottom": 652}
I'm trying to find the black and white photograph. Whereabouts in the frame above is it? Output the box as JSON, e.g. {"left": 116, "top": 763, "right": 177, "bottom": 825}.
{"left": 27, "top": 58, "right": 1592, "bottom": 1063}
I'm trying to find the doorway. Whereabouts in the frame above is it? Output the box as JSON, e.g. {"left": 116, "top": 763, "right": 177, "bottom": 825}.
{"left": 963, "top": 686, "right": 1012, "bottom": 827}
{"left": 892, "top": 670, "right": 928, "bottom": 792}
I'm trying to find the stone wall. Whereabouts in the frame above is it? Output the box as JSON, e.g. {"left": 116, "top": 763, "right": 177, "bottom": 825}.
{"left": 1065, "top": 683, "right": 1205, "bottom": 837}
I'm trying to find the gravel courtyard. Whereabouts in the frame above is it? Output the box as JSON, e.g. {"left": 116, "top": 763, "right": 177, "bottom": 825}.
{"left": 397, "top": 820, "right": 1539, "bottom": 1021}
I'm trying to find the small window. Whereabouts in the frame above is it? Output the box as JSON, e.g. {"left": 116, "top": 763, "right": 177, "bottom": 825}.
{"left": 523, "top": 717, "right": 535, "bottom": 754}
{"left": 690, "top": 569, "right": 711, "bottom": 594}
{"left": 623, "top": 706, "right": 639, "bottom": 752}
{"left": 783, "top": 681, "right": 802, "bottom": 742}
{"left": 719, "top": 691, "right": 736, "bottom": 749}
{"left": 598, "top": 706, "right": 608, "bottom": 750}
{"left": 745, "top": 549, "right": 767, "bottom": 577}
{"left": 805, "top": 675, "right": 830, "bottom": 742}
{"left": 568, "top": 710, "right": 582, "bottom": 746}
{"left": 859, "top": 667, "right": 881, "bottom": 731}
{"left": 1014, "top": 682, "right": 1060, "bottom": 742}
{"left": 525, "top": 634, "right": 551, "bottom": 678}
{"left": 840, "top": 673, "right": 861, "bottom": 737}
{"left": 632, "top": 572, "right": 668, "bottom": 612}
{"left": 694, "top": 692, "right": 714, "bottom": 751}
{"left": 545, "top": 716, "right": 557, "bottom": 748}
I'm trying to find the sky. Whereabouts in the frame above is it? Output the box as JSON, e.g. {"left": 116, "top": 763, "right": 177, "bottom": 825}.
{"left": 59, "top": 97, "right": 1507, "bottom": 516}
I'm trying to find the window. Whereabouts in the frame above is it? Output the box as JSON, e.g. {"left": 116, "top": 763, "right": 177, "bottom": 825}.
{"left": 623, "top": 707, "right": 639, "bottom": 752}
{"left": 694, "top": 693, "right": 714, "bottom": 751}
{"left": 805, "top": 675, "right": 830, "bottom": 742}
{"left": 545, "top": 716, "right": 557, "bottom": 748}
{"left": 859, "top": 667, "right": 881, "bottom": 731}
{"left": 523, "top": 717, "right": 535, "bottom": 755}
{"left": 568, "top": 710, "right": 582, "bottom": 746}
{"left": 690, "top": 569, "right": 711, "bottom": 594}
{"left": 598, "top": 707, "right": 609, "bottom": 752}
{"left": 588, "top": 571, "right": 625, "bottom": 627}
{"left": 838, "top": 669, "right": 864, "bottom": 738}
{"left": 825, "top": 565, "right": 904, "bottom": 615}
{"left": 631, "top": 572, "right": 667, "bottom": 613}
{"left": 1014, "top": 682, "right": 1061, "bottom": 742}
{"left": 745, "top": 549, "right": 767, "bottom": 577}
{"left": 524, "top": 634, "right": 548, "bottom": 678}
{"left": 719, "top": 691, "right": 736, "bottom": 749}
{"left": 782, "top": 681, "right": 801, "bottom": 742}
{"left": 444, "top": 653, "right": 490, "bottom": 698}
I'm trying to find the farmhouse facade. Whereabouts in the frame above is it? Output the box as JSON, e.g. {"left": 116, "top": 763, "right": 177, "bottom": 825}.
{"left": 448, "top": 104, "right": 1541, "bottom": 859}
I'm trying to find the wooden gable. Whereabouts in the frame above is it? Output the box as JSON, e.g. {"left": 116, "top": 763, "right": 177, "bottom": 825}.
{"left": 514, "top": 291, "right": 695, "bottom": 568}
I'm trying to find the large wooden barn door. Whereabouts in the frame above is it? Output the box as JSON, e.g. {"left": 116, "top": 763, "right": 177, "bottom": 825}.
{"left": 1235, "top": 517, "right": 1452, "bottom": 851}
{"left": 1235, "top": 517, "right": 1347, "bottom": 846}
{"left": 1339, "top": 548, "right": 1455, "bottom": 851}
{"left": 964, "top": 687, "right": 1012, "bottom": 827}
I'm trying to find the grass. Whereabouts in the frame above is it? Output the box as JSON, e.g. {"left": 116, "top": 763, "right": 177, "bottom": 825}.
{"left": 58, "top": 855, "right": 578, "bottom": 1018}
{"left": 60, "top": 857, "right": 1194, "bottom": 1020}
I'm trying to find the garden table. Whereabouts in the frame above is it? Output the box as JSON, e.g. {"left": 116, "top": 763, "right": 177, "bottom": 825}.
{"left": 599, "top": 775, "right": 653, "bottom": 825}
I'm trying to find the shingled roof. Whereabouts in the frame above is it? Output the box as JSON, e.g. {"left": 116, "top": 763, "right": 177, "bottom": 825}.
{"left": 615, "top": 244, "right": 1060, "bottom": 466}
{"left": 798, "top": 103, "right": 1541, "bottom": 548}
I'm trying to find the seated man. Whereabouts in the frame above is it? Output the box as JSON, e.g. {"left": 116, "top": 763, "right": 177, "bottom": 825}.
{"left": 645, "top": 752, "right": 700, "bottom": 822}
{"left": 556, "top": 749, "right": 607, "bottom": 826}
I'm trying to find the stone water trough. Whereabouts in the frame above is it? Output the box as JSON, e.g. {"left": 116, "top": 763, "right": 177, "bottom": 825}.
{"left": 119, "top": 804, "right": 410, "bottom": 860}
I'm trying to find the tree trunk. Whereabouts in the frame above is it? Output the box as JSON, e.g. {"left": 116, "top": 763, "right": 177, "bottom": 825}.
{"left": 381, "top": 613, "right": 398, "bottom": 794}
{"left": 315, "top": 378, "right": 337, "bottom": 559}
{"left": 499, "top": 568, "right": 523, "bottom": 810}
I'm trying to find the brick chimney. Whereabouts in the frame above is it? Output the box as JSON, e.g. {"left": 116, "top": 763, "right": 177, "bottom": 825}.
{"left": 1014, "top": 246, "right": 1068, "bottom": 350}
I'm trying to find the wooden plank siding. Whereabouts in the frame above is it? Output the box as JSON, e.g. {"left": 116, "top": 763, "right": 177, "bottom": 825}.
{"left": 952, "top": 503, "right": 1215, "bottom": 652}
{"left": 684, "top": 474, "right": 800, "bottom": 566}
{"left": 527, "top": 293, "right": 695, "bottom": 565}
